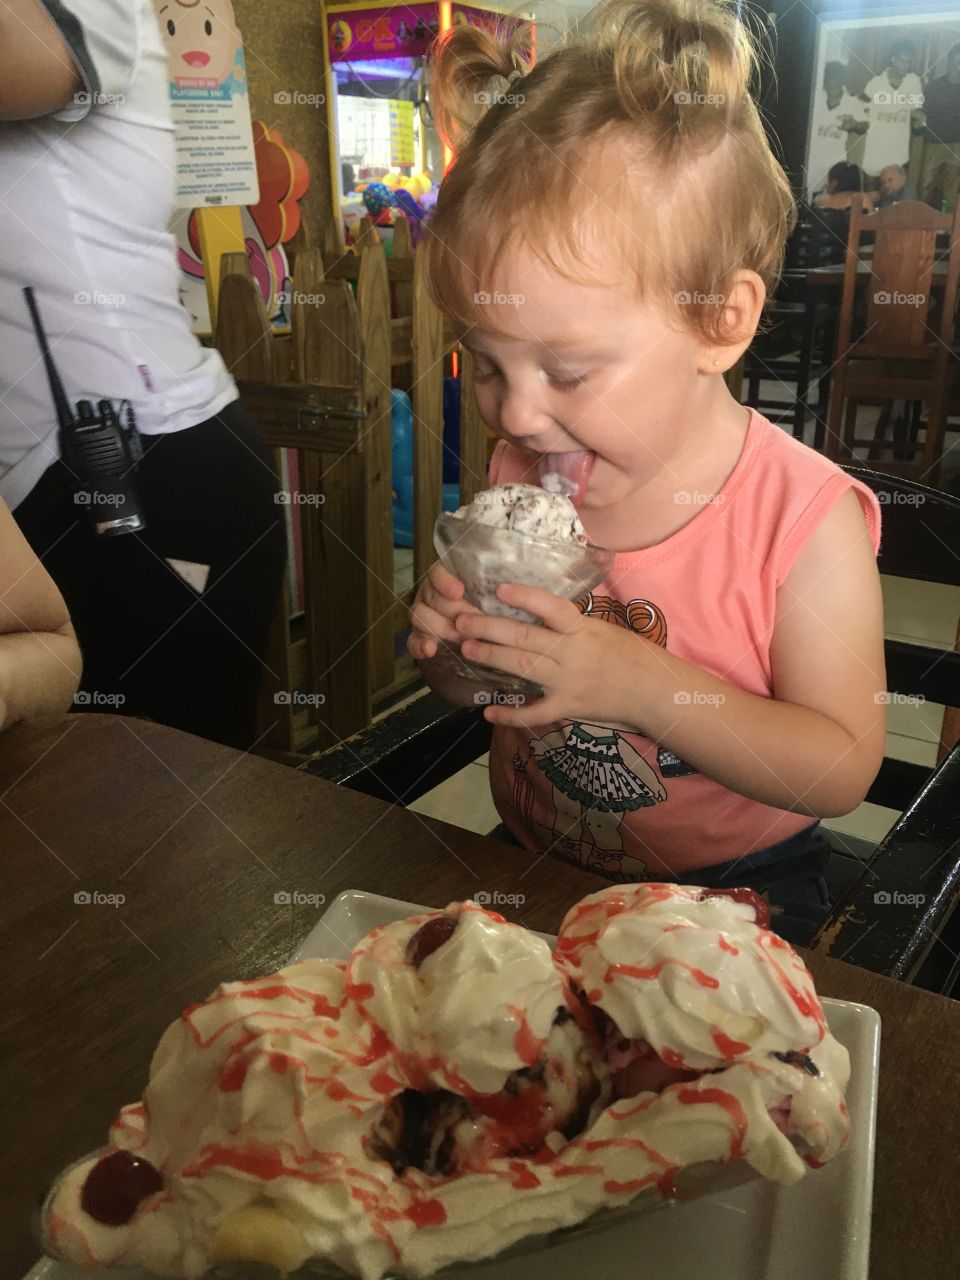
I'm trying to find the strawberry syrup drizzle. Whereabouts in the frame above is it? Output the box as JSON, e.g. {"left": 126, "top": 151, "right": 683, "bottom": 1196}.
{"left": 712, "top": 1030, "right": 752, "bottom": 1059}
{"left": 757, "top": 932, "right": 827, "bottom": 1035}
{"left": 604, "top": 1169, "right": 677, "bottom": 1197}
{"left": 48, "top": 1209, "right": 101, "bottom": 1267}
{"left": 555, "top": 886, "right": 678, "bottom": 963}
{"left": 71, "top": 893, "right": 842, "bottom": 1273}
{"left": 111, "top": 1102, "right": 149, "bottom": 1152}
{"left": 675, "top": 1087, "right": 749, "bottom": 1160}
{"left": 182, "top": 973, "right": 346, "bottom": 1040}
{"left": 507, "top": 1004, "right": 547, "bottom": 1066}
{"left": 578, "top": 1134, "right": 675, "bottom": 1169}
{"left": 474, "top": 1085, "right": 549, "bottom": 1153}
{"left": 606, "top": 958, "right": 720, "bottom": 989}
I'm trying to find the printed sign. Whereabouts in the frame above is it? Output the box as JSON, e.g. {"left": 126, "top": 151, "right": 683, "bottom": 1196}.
{"left": 329, "top": 5, "right": 439, "bottom": 62}
{"left": 156, "top": 0, "right": 259, "bottom": 207}
{"left": 389, "top": 99, "right": 416, "bottom": 166}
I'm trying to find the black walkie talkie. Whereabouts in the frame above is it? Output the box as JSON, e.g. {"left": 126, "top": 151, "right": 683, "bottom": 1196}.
{"left": 23, "top": 287, "right": 145, "bottom": 536}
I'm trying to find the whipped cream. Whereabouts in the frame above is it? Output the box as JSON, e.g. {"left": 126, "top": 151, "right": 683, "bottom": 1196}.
{"left": 350, "top": 902, "right": 568, "bottom": 1095}
{"left": 556, "top": 884, "right": 849, "bottom": 1170}
{"left": 556, "top": 883, "right": 829, "bottom": 1069}
{"left": 42, "top": 891, "right": 851, "bottom": 1280}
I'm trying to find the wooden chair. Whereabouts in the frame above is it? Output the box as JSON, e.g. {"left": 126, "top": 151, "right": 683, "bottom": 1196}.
{"left": 305, "top": 469, "right": 960, "bottom": 994}
{"left": 743, "top": 206, "right": 848, "bottom": 445}
{"left": 825, "top": 200, "right": 960, "bottom": 484}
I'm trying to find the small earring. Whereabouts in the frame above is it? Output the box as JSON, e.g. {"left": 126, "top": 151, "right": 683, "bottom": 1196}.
{"left": 712, "top": 359, "right": 720, "bottom": 366}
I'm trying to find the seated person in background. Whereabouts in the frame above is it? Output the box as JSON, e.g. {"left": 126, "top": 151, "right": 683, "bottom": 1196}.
{"left": 0, "top": 498, "right": 81, "bottom": 732}
{"left": 873, "top": 163, "right": 917, "bottom": 208}
{"left": 815, "top": 161, "right": 871, "bottom": 210}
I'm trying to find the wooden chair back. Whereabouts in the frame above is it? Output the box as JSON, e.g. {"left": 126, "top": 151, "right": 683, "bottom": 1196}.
{"left": 826, "top": 201, "right": 960, "bottom": 480}
{"left": 786, "top": 205, "right": 849, "bottom": 271}
{"left": 844, "top": 201, "right": 957, "bottom": 355}
{"left": 859, "top": 202, "right": 947, "bottom": 359}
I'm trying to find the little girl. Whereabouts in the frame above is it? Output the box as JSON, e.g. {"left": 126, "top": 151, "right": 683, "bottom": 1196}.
{"left": 409, "top": 0, "right": 886, "bottom": 944}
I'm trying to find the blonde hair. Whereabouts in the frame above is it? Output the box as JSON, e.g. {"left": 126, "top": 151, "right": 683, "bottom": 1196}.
{"left": 422, "top": 0, "right": 795, "bottom": 344}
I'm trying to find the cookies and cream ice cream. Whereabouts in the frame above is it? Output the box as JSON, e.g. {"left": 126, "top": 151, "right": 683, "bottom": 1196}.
{"left": 41, "top": 890, "right": 850, "bottom": 1279}
{"left": 454, "top": 483, "right": 588, "bottom": 546}
{"left": 420, "top": 481, "right": 610, "bottom": 705}
{"left": 435, "top": 483, "right": 605, "bottom": 629}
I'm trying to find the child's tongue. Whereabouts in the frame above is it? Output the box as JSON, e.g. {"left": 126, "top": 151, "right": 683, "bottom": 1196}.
{"left": 537, "top": 450, "right": 595, "bottom": 506}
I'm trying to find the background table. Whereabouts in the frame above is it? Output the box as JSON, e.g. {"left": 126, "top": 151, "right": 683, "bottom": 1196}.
{"left": 3, "top": 715, "right": 958, "bottom": 1279}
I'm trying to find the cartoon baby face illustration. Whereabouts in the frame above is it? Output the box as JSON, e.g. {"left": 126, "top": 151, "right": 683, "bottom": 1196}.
{"left": 156, "top": 0, "right": 241, "bottom": 84}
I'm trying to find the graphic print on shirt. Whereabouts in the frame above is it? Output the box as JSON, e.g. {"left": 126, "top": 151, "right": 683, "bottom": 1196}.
{"left": 512, "top": 594, "right": 695, "bottom": 883}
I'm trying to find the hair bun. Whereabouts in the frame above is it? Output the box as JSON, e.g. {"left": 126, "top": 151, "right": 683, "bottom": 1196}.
{"left": 429, "top": 22, "right": 532, "bottom": 149}
{"left": 599, "top": 0, "right": 755, "bottom": 123}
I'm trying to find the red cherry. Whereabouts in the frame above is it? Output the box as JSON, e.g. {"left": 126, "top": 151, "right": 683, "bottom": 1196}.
{"left": 405, "top": 915, "right": 457, "bottom": 968}
{"left": 698, "top": 887, "right": 771, "bottom": 930}
{"left": 80, "top": 1150, "right": 163, "bottom": 1226}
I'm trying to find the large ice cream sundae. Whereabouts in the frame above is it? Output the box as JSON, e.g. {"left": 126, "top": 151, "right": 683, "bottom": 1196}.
{"left": 40, "top": 887, "right": 850, "bottom": 1279}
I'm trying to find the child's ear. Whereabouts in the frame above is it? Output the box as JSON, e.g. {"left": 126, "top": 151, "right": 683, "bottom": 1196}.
{"left": 699, "top": 270, "right": 765, "bottom": 374}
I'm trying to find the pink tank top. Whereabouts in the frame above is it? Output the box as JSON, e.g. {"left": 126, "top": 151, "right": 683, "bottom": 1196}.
{"left": 487, "top": 411, "right": 882, "bottom": 881}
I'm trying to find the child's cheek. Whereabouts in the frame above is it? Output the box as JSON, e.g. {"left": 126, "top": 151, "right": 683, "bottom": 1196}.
{"left": 474, "top": 387, "right": 501, "bottom": 435}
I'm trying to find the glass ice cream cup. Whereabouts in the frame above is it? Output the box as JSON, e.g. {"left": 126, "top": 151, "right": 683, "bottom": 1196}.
{"left": 418, "top": 512, "right": 613, "bottom": 709}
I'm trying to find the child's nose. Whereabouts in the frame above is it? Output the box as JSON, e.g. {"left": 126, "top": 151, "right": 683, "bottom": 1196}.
{"left": 499, "top": 388, "right": 552, "bottom": 442}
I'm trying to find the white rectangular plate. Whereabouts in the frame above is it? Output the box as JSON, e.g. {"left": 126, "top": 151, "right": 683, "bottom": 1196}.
{"left": 30, "top": 890, "right": 880, "bottom": 1280}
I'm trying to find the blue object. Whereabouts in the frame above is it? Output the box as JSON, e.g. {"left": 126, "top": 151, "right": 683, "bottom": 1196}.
{"left": 392, "top": 388, "right": 459, "bottom": 548}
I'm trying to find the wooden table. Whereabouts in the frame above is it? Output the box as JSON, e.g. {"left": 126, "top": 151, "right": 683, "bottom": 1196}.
{"left": 805, "top": 259, "right": 950, "bottom": 288}
{"left": 3, "top": 715, "right": 958, "bottom": 1279}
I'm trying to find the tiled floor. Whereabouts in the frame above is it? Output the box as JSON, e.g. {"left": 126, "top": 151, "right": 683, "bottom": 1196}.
{"left": 393, "top": 546, "right": 415, "bottom": 597}
{"left": 402, "top": 416, "right": 959, "bottom": 854}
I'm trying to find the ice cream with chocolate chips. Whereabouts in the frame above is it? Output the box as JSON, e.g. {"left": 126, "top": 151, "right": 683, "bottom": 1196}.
{"left": 453, "top": 483, "right": 588, "bottom": 546}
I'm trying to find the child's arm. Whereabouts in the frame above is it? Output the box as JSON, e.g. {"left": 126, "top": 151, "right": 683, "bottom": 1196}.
{"left": 457, "top": 491, "right": 886, "bottom": 819}
{"left": 0, "top": 500, "right": 82, "bottom": 730}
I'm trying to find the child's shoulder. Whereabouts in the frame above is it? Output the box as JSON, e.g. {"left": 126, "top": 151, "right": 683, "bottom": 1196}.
{"left": 744, "top": 413, "right": 881, "bottom": 582}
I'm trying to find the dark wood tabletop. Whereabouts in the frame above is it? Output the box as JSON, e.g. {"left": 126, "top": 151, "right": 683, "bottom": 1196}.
{"left": 3, "top": 714, "right": 958, "bottom": 1279}
{"left": 805, "top": 259, "right": 950, "bottom": 287}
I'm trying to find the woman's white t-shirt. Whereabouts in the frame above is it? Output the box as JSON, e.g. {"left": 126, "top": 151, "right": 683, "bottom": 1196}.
{"left": 0, "top": 0, "right": 237, "bottom": 509}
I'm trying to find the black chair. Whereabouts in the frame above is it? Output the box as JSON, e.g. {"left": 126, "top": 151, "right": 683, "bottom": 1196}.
{"left": 306, "top": 469, "right": 960, "bottom": 994}
{"left": 743, "top": 205, "right": 848, "bottom": 445}
{"left": 806, "top": 468, "right": 960, "bottom": 992}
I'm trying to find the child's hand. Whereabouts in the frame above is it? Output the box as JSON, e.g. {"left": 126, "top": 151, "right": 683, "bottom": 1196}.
{"left": 408, "top": 562, "right": 481, "bottom": 661}
{"left": 455, "top": 583, "right": 655, "bottom": 727}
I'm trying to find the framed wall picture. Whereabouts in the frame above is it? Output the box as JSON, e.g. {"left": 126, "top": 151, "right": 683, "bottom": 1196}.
{"left": 802, "top": 8, "right": 960, "bottom": 203}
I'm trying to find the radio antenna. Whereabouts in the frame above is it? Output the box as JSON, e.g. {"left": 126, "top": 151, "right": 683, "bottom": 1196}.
{"left": 23, "top": 286, "right": 75, "bottom": 430}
